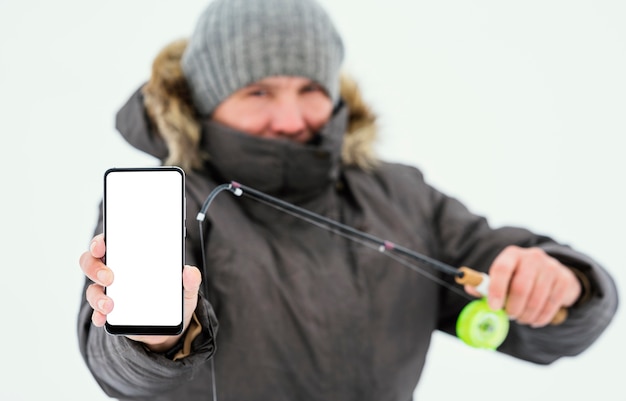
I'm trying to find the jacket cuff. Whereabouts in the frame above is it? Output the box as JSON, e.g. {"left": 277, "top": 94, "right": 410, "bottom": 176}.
{"left": 182, "top": 296, "right": 218, "bottom": 358}
{"left": 160, "top": 313, "right": 203, "bottom": 360}
{"left": 157, "top": 295, "right": 218, "bottom": 361}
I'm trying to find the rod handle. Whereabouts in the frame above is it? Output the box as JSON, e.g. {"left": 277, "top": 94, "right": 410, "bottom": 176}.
{"left": 455, "top": 266, "right": 568, "bottom": 326}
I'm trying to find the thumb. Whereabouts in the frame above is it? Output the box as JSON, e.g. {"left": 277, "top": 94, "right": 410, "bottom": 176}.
{"left": 183, "top": 265, "right": 202, "bottom": 305}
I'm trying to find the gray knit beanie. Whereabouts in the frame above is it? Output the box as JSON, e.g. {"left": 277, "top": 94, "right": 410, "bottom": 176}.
{"left": 181, "top": 0, "right": 345, "bottom": 116}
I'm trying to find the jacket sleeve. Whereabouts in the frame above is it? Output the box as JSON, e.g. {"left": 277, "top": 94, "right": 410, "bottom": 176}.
{"left": 497, "top": 243, "right": 618, "bottom": 364}
{"left": 406, "top": 167, "right": 619, "bottom": 364}
{"left": 77, "top": 206, "right": 218, "bottom": 399}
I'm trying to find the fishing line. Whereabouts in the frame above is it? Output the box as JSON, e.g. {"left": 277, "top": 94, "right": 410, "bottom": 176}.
{"left": 212, "top": 182, "right": 462, "bottom": 277}
{"left": 197, "top": 219, "right": 218, "bottom": 401}
{"left": 216, "top": 182, "right": 515, "bottom": 350}
{"left": 240, "top": 189, "right": 472, "bottom": 301}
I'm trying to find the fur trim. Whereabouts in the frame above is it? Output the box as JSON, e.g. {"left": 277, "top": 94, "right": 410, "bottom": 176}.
{"left": 143, "top": 39, "right": 378, "bottom": 171}
{"left": 142, "top": 39, "right": 205, "bottom": 171}
{"left": 339, "top": 73, "right": 378, "bottom": 170}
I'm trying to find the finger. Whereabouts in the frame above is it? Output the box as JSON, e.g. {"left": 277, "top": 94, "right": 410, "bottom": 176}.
{"left": 488, "top": 246, "right": 520, "bottom": 310}
{"left": 91, "top": 309, "right": 107, "bottom": 327}
{"left": 516, "top": 270, "right": 556, "bottom": 325}
{"left": 79, "top": 250, "right": 113, "bottom": 286}
{"left": 559, "top": 267, "right": 583, "bottom": 307}
{"left": 530, "top": 297, "right": 562, "bottom": 328}
{"left": 90, "top": 234, "right": 106, "bottom": 259}
{"left": 531, "top": 271, "right": 578, "bottom": 327}
{"left": 85, "top": 283, "right": 114, "bottom": 315}
{"left": 504, "top": 263, "right": 538, "bottom": 320}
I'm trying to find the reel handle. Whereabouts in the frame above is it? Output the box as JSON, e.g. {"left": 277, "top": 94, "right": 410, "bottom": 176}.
{"left": 455, "top": 266, "right": 568, "bottom": 325}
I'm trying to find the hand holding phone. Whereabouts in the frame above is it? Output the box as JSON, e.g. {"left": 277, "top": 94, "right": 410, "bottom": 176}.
{"left": 80, "top": 234, "right": 203, "bottom": 351}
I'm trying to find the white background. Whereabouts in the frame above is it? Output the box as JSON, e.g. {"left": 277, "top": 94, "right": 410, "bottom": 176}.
{"left": 0, "top": 0, "right": 624, "bottom": 400}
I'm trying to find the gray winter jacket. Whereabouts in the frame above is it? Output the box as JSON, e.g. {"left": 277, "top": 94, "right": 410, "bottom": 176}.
{"left": 77, "top": 41, "right": 618, "bottom": 401}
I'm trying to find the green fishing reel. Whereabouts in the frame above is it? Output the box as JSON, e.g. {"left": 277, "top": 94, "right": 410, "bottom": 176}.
{"left": 456, "top": 298, "right": 509, "bottom": 350}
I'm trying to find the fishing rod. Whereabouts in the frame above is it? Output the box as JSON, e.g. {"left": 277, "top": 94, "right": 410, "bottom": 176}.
{"left": 196, "top": 181, "right": 567, "bottom": 350}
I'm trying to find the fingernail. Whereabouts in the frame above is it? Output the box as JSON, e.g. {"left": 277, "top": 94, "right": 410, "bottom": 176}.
{"left": 489, "top": 298, "right": 501, "bottom": 310}
{"left": 97, "top": 269, "right": 111, "bottom": 284}
{"left": 90, "top": 240, "right": 97, "bottom": 253}
{"left": 97, "top": 299, "right": 107, "bottom": 311}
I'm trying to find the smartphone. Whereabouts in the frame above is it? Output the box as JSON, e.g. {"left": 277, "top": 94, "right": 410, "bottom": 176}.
{"left": 103, "top": 167, "right": 185, "bottom": 335}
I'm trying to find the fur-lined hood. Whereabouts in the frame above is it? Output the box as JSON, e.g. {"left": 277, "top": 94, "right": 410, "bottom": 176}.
{"left": 140, "top": 39, "right": 379, "bottom": 172}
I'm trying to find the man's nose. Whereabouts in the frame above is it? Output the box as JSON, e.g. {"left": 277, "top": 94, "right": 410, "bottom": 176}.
{"left": 269, "top": 99, "right": 307, "bottom": 136}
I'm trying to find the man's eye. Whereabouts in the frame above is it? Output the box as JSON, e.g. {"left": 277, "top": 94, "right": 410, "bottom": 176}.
{"left": 248, "top": 89, "right": 268, "bottom": 97}
{"left": 302, "top": 85, "right": 322, "bottom": 93}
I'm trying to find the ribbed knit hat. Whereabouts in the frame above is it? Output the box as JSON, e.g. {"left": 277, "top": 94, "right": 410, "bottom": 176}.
{"left": 181, "top": 0, "right": 345, "bottom": 116}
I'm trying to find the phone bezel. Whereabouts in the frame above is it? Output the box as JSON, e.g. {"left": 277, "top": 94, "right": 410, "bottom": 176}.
{"left": 103, "top": 166, "right": 185, "bottom": 336}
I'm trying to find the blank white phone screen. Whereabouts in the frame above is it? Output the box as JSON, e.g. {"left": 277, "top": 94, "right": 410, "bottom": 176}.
{"left": 104, "top": 169, "right": 184, "bottom": 327}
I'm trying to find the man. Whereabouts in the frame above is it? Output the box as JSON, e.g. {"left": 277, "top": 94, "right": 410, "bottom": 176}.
{"left": 78, "top": 0, "right": 618, "bottom": 400}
